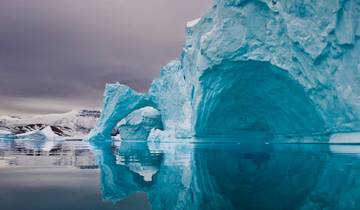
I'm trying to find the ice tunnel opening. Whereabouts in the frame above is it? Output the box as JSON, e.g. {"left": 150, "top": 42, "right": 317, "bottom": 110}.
{"left": 194, "top": 60, "right": 325, "bottom": 138}
{"left": 113, "top": 106, "right": 164, "bottom": 140}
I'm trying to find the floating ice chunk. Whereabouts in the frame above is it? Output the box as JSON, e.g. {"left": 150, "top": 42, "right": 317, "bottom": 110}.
{"left": 330, "top": 132, "right": 360, "bottom": 155}
{"left": 0, "top": 130, "right": 14, "bottom": 139}
{"left": 330, "top": 132, "right": 360, "bottom": 144}
{"left": 16, "top": 130, "right": 47, "bottom": 140}
{"left": 0, "top": 130, "right": 11, "bottom": 135}
{"left": 330, "top": 145, "right": 360, "bottom": 156}
{"left": 118, "top": 107, "right": 163, "bottom": 140}
{"left": 15, "top": 126, "right": 60, "bottom": 141}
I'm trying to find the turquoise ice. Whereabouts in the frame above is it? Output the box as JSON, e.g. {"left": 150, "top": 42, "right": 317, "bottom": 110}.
{"left": 90, "top": 0, "right": 360, "bottom": 141}
{"left": 117, "top": 107, "right": 163, "bottom": 140}
{"left": 89, "top": 138, "right": 360, "bottom": 210}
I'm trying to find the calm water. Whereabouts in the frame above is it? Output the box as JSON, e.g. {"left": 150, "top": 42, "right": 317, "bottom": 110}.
{"left": 1, "top": 137, "right": 360, "bottom": 210}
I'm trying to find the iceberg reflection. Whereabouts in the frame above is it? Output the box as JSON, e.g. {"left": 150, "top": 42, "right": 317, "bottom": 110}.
{"left": 91, "top": 138, "right": 360, "bottom": 210}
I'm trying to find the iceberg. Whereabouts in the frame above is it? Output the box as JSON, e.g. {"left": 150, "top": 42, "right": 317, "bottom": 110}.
{"left": 0, "top": 130, "right": 15, "bottom": 140}
{"left": 15, "top": 126, "right": 60, "bottom": 140}
{"left": 89, "top": 84, "right": 154, "bottom": 140}
{"left": 90, "top": 0, "right": 360, "bottom": 141}
{"left": 117, "top": 106, "right": 163, "bottom": 140}
{"left": 13, "top": 128, "right": 64, "bottom": 152}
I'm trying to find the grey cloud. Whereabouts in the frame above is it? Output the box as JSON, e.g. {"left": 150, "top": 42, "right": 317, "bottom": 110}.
{"left": 0, "top": 0, "right": 210, "bottom": 115}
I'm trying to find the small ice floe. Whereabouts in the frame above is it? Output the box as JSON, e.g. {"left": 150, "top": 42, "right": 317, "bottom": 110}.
{"left": 329, "top": 132, "right": 360, "bottom": 144}
{"left": 0, "top": 130, "right": 12, "bottom": 135}
{"left": 14, "top": 128, "right": 64, "bottom": 152}
{"left": 330, "top": 145, "right": 360, "bottom": 155}
{"left": 0, "top": 129, "right": 15, "bottom": 139}
{"left": 330, "top": 132, "right": 360, "bottom": 156}
{"left": 16, "top": 126, "right": 59, "bottom": 141}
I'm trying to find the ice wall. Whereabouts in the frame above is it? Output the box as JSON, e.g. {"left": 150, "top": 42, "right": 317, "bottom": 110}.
{"left": 188, "top": 0, "right": 360, "bottom": 137}
{"left": 148, "top": 60, "right": 193, "bottom": 138}
{"left": 91, "top": 0, "right": 360, "bottom": 140}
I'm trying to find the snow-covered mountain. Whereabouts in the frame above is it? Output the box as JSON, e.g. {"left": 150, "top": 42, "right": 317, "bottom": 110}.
{"left": 0, "top": 109, "right": 100, "bottom": 138}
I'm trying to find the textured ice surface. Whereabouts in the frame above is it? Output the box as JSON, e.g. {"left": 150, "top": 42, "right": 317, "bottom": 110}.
{"left": 91, "top": 0, "right": 360, "bottom": 141}
{"left": 117, "top": 107, "right": 163, "bottom": 140}
{"left": 148, "top": 129, "right": 173, "bottom": 142}
{"left": 148, "top": 60, "right": 193, "bottom": 138}
{"left": 89, "top": 83, "right": 154, "bottom": 140}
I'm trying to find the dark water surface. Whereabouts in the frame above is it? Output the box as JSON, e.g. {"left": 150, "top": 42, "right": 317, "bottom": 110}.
{"left": 1, "top": 137, "right": 360, "bottom": 210}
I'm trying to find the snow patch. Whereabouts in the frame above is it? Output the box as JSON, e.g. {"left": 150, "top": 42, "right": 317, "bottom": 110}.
{"left": 186, "top": 18, "right": 201, "bottom": 28}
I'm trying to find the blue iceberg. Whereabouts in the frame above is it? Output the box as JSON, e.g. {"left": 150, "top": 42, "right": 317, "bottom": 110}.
{"left": 117, "top": 107, "right": 163, "bottom": 140}
{"left": 90, "top": 0, "right": 360, "bottom": 141}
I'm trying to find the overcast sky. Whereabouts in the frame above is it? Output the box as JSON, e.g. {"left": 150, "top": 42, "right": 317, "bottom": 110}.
{"left": 0, "top": 0, "right": 210, "bottom": 115}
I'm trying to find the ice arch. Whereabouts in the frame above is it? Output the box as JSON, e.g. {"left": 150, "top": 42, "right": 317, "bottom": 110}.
{"left": 89, "top": 83, "right": 156, "bottom": 140}
{"left": 193, "top": 60, "right": 325, "bottom": 137}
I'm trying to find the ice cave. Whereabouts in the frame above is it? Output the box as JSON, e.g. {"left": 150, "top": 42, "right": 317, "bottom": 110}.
{"left": 90, "top": 0, "right": 360, "bottom": 142}
{"left": 193, "top": 60, "right": 325, "bottom": 137}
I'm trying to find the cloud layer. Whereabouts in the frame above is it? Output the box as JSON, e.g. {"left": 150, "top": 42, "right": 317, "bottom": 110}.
{"left": 0, "top": 0, "right": 210, "bottom": 115}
